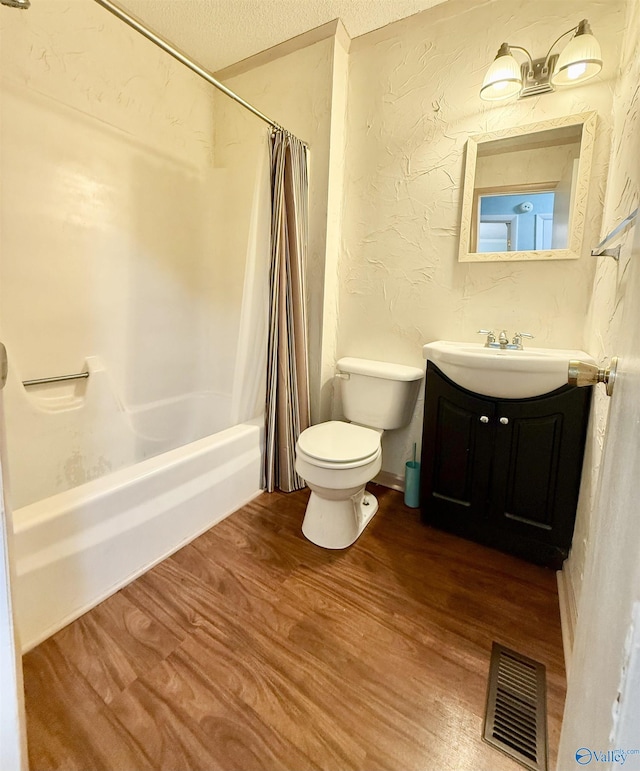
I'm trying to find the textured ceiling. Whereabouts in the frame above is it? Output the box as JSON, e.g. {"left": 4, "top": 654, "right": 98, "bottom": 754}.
{"left": 117, "top": 0, "right": 451, "bottom": 73}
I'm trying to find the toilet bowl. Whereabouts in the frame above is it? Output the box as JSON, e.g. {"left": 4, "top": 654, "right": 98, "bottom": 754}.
{"left": 295, "top": 421, "right": 382, "bottom": 549}
{"left": 295, "top": 357, "right": 424, "bottom": 550}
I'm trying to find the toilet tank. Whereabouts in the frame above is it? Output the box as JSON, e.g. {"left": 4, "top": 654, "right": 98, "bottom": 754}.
{"left": 337, "top": 357, "right": 424, "bottom": 430}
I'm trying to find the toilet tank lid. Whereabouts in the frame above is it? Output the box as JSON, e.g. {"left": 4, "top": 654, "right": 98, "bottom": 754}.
{"left": 337, "top": 357, "right": 424, "bottom": 382}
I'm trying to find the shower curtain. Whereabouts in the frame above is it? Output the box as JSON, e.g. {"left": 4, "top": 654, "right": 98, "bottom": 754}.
{"left": 264, "top": 130, "right": 310, "bottom": 493}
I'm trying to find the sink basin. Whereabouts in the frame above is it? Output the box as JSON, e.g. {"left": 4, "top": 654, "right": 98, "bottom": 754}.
{"left": 423, "top": 341, "right": 595, "bottom": 398}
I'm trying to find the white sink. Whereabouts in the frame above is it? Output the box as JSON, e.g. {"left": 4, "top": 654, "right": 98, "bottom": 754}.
{"left": 423, "top": 341, "right": 595, "bottom": 399}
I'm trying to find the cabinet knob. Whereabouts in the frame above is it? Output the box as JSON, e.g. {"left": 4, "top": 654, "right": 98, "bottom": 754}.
{"left": 479, "top": 415, "right": 490, "bottom": 423}
{"left": 499, "top": 417, "right": 509, "bottom": 425}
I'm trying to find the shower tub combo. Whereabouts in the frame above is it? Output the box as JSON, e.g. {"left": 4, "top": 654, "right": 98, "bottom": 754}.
{"left": 8, "top": 361, "right": 263, "bottom": 651}
{"left": 2, "top": 0, "right": 277, "bottom": 653}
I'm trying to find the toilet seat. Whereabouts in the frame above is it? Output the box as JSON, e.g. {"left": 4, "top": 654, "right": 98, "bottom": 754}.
{"left": 297, "top": 421, "right": 381, "bottom": 469}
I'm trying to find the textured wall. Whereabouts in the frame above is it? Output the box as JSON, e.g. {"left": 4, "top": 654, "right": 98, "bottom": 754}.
{"left": 558, "top": 0, "right": 640, "bottom": 756}
{"left": 564, "top": 0, "right": 640, "bottom": 634}
{"left": 335, "top": 0, "right": 625, "bottom": 477}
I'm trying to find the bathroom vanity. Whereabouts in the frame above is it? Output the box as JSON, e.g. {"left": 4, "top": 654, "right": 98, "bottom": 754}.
{"left": 420, "top": 360, "right": 591, "bottom": 568}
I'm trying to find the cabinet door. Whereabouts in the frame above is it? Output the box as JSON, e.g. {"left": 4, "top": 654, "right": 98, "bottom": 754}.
{"left": 420, "top": 363, "right": 495, "bottom": 537}
{"left": 490, "top": 387, "right": 591, "bottom": 556}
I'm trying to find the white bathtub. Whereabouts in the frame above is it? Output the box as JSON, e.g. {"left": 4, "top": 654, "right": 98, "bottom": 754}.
{"left": 12, "top": 421, "right": 263, "bottom": 651}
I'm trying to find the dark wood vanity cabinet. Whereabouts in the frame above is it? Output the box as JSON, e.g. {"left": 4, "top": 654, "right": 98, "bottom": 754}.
{"left": 420, "top": 362, "right": 591, "bottom": 568}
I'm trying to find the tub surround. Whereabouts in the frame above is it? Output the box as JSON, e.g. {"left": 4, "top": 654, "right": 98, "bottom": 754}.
{"left": 0, "top": 2, "right": 219, "bottom": 413}
{"left": 5, "top": 357, "right": 234, "bottom": 510}
{"left": 0, "top": 0, "right": 263, "bottom": 509}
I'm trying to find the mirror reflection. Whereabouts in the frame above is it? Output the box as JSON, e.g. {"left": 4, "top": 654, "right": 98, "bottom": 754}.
{"left": 477, "top": 190, "right": 556, "bottom": 252}
{"left": 459, "top": 113, "right": 595, "bottom": 262}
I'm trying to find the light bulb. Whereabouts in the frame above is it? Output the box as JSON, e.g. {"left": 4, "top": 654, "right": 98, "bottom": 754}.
{"left": 566, "top": 61, "right": 587, "bottom": 80}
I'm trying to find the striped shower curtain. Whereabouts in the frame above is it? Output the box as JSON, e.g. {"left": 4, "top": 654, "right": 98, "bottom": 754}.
{"left": 264, "top": 130, "right": 310, "bottom": 493}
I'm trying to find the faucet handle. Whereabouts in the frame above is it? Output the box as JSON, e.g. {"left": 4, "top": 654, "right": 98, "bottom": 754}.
{"left": 512, "top": 331, "right": 534, "bottom": 348}
{"left": 477, "top": 329, "right": 496, "bottom": 345}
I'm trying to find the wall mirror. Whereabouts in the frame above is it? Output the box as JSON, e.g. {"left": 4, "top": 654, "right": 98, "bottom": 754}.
{"left": 459, "top": 112, "right": 596, "bottom": 262}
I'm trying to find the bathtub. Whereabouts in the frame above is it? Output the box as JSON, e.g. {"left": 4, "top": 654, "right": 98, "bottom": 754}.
{"left": 12, "top": 420, "right": 263, "bottom": 651}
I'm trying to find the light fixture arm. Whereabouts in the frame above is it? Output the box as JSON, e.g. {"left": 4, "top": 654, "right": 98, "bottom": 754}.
{"left": 500, "top": 43, "right": 535, "bottom": 78}
{"left": 542, "top": 20, "right": 584, "bottom": 72}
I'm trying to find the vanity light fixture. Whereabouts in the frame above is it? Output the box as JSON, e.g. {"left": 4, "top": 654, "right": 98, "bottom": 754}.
{"left": 480, "top": 19, "right": 603, "bottom": 101}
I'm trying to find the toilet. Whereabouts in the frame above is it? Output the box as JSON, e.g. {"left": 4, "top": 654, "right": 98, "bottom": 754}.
{"left": 295, "top": 357, "right": 424, "bottom": 549}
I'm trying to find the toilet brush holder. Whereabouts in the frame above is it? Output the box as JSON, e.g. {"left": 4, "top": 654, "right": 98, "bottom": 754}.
{"left": 404, "top": 460, "right": 420, "bottom": 508}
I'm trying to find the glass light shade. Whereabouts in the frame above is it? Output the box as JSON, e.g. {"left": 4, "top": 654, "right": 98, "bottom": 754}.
{"left": 480, "top": 54, "right": 522, "bottom": 101}
{"left": 551, "top": 32, "right": 602, "bottom": 86}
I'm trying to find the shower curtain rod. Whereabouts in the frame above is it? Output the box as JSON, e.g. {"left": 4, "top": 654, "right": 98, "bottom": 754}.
{"left": 93, "top": 0, "right": 298, "bottom": 138}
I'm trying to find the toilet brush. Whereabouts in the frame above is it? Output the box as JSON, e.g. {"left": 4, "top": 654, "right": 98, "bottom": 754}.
{"left": 404, "top": 442, "right": 420, "bottom": 508}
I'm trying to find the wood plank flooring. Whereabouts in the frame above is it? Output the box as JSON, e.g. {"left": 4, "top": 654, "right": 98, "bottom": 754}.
{"left": 23, "top": 485, "right": 566, "bottom": 771}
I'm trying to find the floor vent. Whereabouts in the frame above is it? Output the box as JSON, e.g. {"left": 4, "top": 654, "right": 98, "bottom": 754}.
{"left": 483, "top": 642, "right": 548, "bottom": 771}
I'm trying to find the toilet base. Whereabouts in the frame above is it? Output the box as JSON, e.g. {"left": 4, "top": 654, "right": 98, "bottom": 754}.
{"left": 301, "top": 487, "right": 379, "bottom": 549}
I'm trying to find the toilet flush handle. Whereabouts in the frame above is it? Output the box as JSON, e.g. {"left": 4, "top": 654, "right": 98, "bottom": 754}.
{"left": 336, "top": 372, "right": 350, "bottom": 380}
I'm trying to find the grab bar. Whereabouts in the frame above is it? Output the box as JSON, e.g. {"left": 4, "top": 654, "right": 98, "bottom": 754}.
{"left": 591, "top": 207, "right": 638, "bottom": 260}
{"left": 22, "top": 372, "right": 89, "bottom": 387}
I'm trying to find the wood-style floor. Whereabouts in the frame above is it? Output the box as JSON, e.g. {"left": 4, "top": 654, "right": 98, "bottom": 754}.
{"left": 23, "top": 485, "right": 566, "bottom": 771}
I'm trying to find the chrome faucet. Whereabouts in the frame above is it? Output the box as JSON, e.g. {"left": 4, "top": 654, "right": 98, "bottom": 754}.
{"left": 478, "top": 329, "right": 534, "bottom": 350}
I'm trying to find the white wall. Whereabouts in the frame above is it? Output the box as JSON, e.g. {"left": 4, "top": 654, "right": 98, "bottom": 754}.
{"left": 563, "top": 0, "right": 640, "bottom": 654}
{"left": 558, "top": 0, "right": 640, "bottom": 754}
{"left": 335, "top": 0, "right": 625, "bottom": 478}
